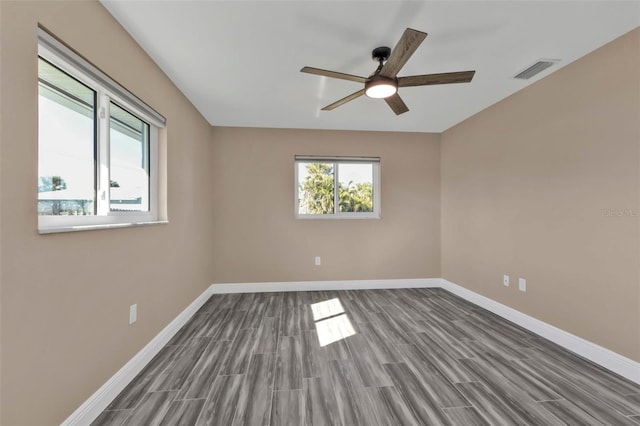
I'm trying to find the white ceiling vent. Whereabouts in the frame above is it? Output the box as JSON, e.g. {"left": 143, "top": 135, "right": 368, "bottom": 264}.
{"left": 514, "top": 59, "right": 560, "bottom": 79}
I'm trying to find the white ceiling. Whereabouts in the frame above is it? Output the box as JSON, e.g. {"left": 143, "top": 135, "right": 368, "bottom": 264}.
{"left": 101, "top": 1, "right": 639, "bottom": 133}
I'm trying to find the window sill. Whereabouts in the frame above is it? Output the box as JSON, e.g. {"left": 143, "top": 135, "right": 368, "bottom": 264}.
{"left": 295, "top": 214, "right": 381, "bottom": 220}
{"left": 38, "top": 220, "right": 169, "bottom": 234}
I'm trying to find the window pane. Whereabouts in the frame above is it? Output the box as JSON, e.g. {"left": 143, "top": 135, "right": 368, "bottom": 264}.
{"left": 298, "top": 162, "right": 334, "bottom": 215}
{"left": 338, "top": 163, "right": 373, "bottom": 213}
{"left": 109, "top": 102, "right": 149, "bottom": 212}
{"left": 38, "top": 58, "right": 96, "bottom": 216}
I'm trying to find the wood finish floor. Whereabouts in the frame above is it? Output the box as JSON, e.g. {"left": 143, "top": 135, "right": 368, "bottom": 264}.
{"left": 93, "top": 288, "right": 640, "bottom": 425}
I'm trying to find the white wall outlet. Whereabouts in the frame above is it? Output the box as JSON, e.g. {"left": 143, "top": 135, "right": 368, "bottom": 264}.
{"left": 519, "top": 278, "right": 526, "bottom": 292}
{"left": 314, "top": 256, "right": 321, "bottom": 266}
{"left": 503, "top": 275, "right": 510, "bottom": 287}
{"left": 129, "top": 304, "right": 137, "bottom": 324}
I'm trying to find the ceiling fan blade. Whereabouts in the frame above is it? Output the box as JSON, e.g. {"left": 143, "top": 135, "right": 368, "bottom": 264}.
{"left": 385, "top": 93, "right": 409, "bottom": 115}
{"left": 398, "top": 71, "right": 476, "bottom": 87}
{"left": 301, "top": 66, "right": 367, "bottom": 83}
{"left": 380, "top": 28, "right": 428, "bottom": 78}
{"left": 321, "top": 89, "right": 366, "bottom": 111}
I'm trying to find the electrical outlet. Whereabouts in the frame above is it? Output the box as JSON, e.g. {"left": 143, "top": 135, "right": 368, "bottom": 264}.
{"left": 503, "top": 275, "right": 510, "bottom": 287}
{"left": 314, "top": 256, "right": 321, "bottom": 266}
{"left": 519, "top": 278, "right": 526, "bottom": 292}
{"left": 129, "top": 304, "right": 137, "bottom": 324}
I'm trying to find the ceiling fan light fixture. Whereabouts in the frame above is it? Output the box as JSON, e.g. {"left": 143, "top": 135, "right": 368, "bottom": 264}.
{"left": 365, "top": 78, "right": 397, "bottom": 99}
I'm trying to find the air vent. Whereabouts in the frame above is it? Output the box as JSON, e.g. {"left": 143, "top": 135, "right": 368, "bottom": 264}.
{"left": 514, "top": 59, "right": 559, "bottom": 80}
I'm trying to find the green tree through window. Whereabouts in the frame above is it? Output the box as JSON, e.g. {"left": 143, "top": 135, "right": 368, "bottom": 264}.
{"left": 298, "top": 161, "right": 375, "bottom": 216}
{"left": 300, "top": 162, "right": 335, "bottom": 214}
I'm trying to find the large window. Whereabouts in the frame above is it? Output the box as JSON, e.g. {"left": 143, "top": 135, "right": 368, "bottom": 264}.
{"left": 295, "top": 156, "right": 380, "bottom": 219}
{"left": 37, "top": 28, "right": 165, "bottom": 233}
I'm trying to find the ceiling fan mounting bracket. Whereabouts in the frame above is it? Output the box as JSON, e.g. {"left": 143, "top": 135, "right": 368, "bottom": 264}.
{"left": 371, "top": 46, "right": 391, "bottom": 63}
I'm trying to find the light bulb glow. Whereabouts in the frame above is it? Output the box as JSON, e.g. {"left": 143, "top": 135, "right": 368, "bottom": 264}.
{"left": 365, "top": 78, "right": 397, "bottom": 99}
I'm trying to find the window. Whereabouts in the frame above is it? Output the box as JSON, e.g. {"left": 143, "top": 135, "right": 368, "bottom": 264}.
{"left": 37, "top": 28, "right": 165, "bottom": 233}
{"left": 295, "top": 156, "right": 380, "bottom": 219}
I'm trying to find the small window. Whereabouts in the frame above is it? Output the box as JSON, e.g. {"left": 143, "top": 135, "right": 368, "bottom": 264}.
{"left": 37, "top": 28, "right": 165, "bottom": 233}
{"left": 295, "top": 156, "right": 380, "bottom": 219}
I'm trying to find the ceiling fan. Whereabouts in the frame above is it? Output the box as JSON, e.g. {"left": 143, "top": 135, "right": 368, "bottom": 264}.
{"left": 301, "top": 28, "right": 476, "bottom": 115}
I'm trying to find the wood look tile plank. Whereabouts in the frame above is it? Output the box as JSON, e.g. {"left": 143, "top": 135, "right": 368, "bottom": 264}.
{"left": 347, "top": 333, "right": 393, "bottom": 387}
{"left": 220, "top": 328, "right": 258, "bottom": 375}
{"left": 107, "top": 345, "right": 181, "bottom": 410}
{"left": 303, "top": 376, "right": 341, "bottom": 426}
{"left": 530, "top": 339, "right": 640, "bottom": 396}
{"left": 240, "top": 301, "right": 267, "bottom": 330}
{"left": 255, "top": 316, "right": 279, "bottom": 354}
{"left": 359, "top": 322, "right": 404, "bottom": 363}
{"left": 159, "top": 399, "right": 205, "bottom": 425}
{"left": 455, "top": 319, "right": 530, "bottom": 360}
{"left": 216, "top": 293, "right": 242, "bottom": 309}
{"left": 327, "top": 359, "right": 375, "bottom": 426}
{"left": 323, "top": 336, "right": 352, "bottom": 362}
{"left": 521, "top": 358, "right": 640, "bottom": 423}
{"left": 471, "top": 309, "right": 537, "bottom": 342}
{"left": 442, "top": 406, "right": 491, "bottom": 426}
{"left": 398, "top": 350, "right": 470, "bottom": 409}
{"left": 475, "top": 351, "right": 562, "bottom": 402}
{"left": 339, "top": 298, "right": 375, "bottom": 324}
{"left": 458, "top": 358, "right": 559, "bottom": 424}
{"left": 167, "top": 313, "right": 210, "bottom": 346}
{"left": 380, "top": 299, "right": 424, "bottom": 332}
{"left": 455, "top": 381, "right": 555, "bottom": 426}
{"left": 196, "top": 374, "right": 244, "bottom": 426}
{"left": 403, "top": 336, "right": 477, "bottom": 384}
{"left": 281, "top": 306, "right": 301, "bottom": 337}
{"left": 213, "top": 310, "right": 247, "bottom": 341}
{"left": 413, "top": 322, "right": 481, "bottom": 359}
{"left": 233, "top": 353, "right": 275, "bottom": 426}
{"left": 264, "top": 293, "right": 284, "bottom": 317}
{"left": 176, "top": 340, "right": 229, "bottom": 400}
{"left": 122, "top": 391, "right": 177, "bottom": 426}
{"left": 199, "top": 308, "right": 231, "bottom": 338}
{"left": 370, "top": 312, "right": 412, "bottom": 344}
{"left": 91, "top": 409, "right": 131, "bottom": 426}
{"left": 383, "top": 362, "right": 451, "bottom": 425}
{"left": 537, "top": 399, "right": 605, "bottom": 426}
{"left": 149, "top": 340, "right": 208, "bottom": 391}
{"left": 301, "top": 330, "right": 327, "bottom": 378}
{"left": 271, "top": 390, "right": 304, "bottom": 426}
{"left": 283, "top": 291, "right": 311, "bottom": 307}
{"left": 365, "top": 386, "right": 419, "bottom": 426}
{"left": 234, "top": 293, "right": 257, "bottom": 310}
{"left": 196, "top": 295, "right": 225, "bottom": 314}
{"left": 275, "top": 335, "right": 303, "bottom": 390}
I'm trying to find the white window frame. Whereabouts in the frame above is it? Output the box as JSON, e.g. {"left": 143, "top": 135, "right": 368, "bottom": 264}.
{"left": 295, "top": 156, "right": 381, "bottom": 220}
{"left": 37, "top": 29, "right": 166, "bottom": 233}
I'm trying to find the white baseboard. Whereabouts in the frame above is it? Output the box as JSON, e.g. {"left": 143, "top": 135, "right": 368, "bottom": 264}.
{"left": 440, "top": 278, "right": 640, "bottom": 385}
{"left": 61, "top": 288, "right": 214, "bottom": 426}
{"left": 64, "top": 276, "right": 639, "bottom": 425}
{"left": 207, "top": 278, "right": 440, "bottom": 294}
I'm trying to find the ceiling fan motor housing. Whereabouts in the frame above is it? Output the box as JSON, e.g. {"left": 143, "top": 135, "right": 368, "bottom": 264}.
{"left": 371, "top": 46, "right": 391, "bottom": 62}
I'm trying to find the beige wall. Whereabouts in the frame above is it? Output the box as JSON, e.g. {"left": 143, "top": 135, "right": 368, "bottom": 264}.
{"left": 441, "top": 29, "right": 640, "bottom": 361}
{"left": 0, "top": 1, "right": 216, "bottom": 424}
{"left": 210, "top": 127, "right": 441, "bottom": 283}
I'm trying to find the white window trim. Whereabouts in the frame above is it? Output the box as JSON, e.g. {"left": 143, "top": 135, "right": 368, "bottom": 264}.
{"left": 37, "top": 29, "right": 165, "bottom": 234}
{"left": 294, "top": 157, "right": 381, "bottom": 220}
